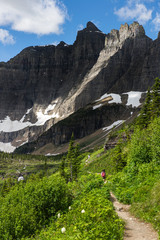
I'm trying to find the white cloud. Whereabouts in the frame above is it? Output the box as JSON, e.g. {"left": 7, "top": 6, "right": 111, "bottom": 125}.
{"left": 128, "top": 0, "right": 155, "bottom": 4}
{"left": 0, "top": 28, "right": 15, "bottom": 45}
{"left": 77, "top": 24, "right": 84, "bottom": 31}
{"left": 152, "top": 13, "right": 160, "bottom": 30}
{"left": 115, "top": 3, "right": 153, "bottom": 24}
{"left": 52, "top": 41, "right": 59, "bottom": 46}
{"left": 0, "top": 0, "right": 68, "bottom": 35}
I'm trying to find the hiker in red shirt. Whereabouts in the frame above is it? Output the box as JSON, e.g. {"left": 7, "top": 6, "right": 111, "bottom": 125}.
{"left": 101, "top": 169, "right": 106, "bottom": 180}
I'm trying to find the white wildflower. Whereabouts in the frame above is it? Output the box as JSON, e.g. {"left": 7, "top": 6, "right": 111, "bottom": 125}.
{"left": 81, "top": 209, "right": 85, "bottom": 213}
{"left": 18, "top": 176, "right": 24, "bottom": 181}
{"left": 58, "top": 213, "right": 61, "bottom": 218}
{"left": 69, "top": 206, "right": 71, "bottom": 210}
{"left": 61, "top": 227, "right": 66, "bottom": 233}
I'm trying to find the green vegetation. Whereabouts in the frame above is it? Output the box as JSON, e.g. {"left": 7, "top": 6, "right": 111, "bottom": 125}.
{"left": 60, "top": 133, "right": 81, "bottom": 182}
{"left": 0, "top": 175, "right": 72, "bottom": 239}
{"left": 0, "top": 152, "right": 62, "bottom": 178}
{"left": 0, "top": 78, "right": 159, "bottom": 239}
{"left": 24, "top": 175, "right": 124, "bottom": 240}
{"left": 109, "top": 117, "right": 160, "bottom": 233}
{"left": 136, "top": 77, "right": 160, "bottom": 128}
{"left": 0, "top": 174, "right": 124, "bottom": 240}
{"left": 32, "top": 186, "right": 124, "bottom": 240}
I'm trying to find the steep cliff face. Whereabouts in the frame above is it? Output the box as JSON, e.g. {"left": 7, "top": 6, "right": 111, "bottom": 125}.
{"left": 73, "top": 22, "right": 152, "bottom": 109}
{"left": 15, "top": 101, "right": 138, "bottom": 154}
{"left": 0, "top": 22, "right": 105, "bottom": 120}
{"left": 0, "top": 21, "right": 159, "bottom": 152}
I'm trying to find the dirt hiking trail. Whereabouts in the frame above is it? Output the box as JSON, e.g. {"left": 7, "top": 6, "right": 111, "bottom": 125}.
{"left": 110, "top": 192, "right": 159, "bottom": 240}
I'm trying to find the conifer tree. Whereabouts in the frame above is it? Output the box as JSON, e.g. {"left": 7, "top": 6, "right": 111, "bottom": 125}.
{"left": 66, "top": 133, "right": 80, "bottom": 182}
{"left": 137, "top": 77, "right": 160, "bottom": 128}
{"left": 72, "top": 143, "right": 80, "bottom": 180}
{"left": 60, "top": 156, "right": 66, "bottom": 178}
{"left": 137, "top": 88, "right": 152, "bottom": 128}
{"left": 151, "top": 77, "right": 160, "bottom": 117}
{"left": 67, "top": 133, "right": 75, "bottom": 181}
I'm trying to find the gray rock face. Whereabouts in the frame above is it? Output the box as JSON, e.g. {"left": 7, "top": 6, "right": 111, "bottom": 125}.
{"left": 15, "top": 102, "right": 137, "bottom": 154}
{"left": 0, "top": 22, "right": 105, "bottom": 120}
{"left": 0, "top": 21, "right": 159, "bottom": 152}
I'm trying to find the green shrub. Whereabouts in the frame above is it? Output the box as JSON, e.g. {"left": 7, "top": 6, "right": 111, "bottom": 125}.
{"left": 109, "top": 117, "right": 160, "bottom": 236}
{"left": 149, "top": 118, "right": 160, "bottom": 164}
{"left": 127, "top": 128, "right": 152, "bottom": 166}
{"left": 67, "top": 173, "right": 104, "bottom": 200}
{"left": 0, "top": 175, "right": 72, "bottom": 239}
{"left": 131, "top": 180, "right": 160, "bottom": 232}
{"left": 32, "top": 186, "right": 124, "bottom": 240}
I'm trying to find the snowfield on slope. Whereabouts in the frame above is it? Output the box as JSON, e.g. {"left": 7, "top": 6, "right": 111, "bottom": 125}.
{"left": 0, "top": 92, "right": 144, "bottom": 153}
{"left": 93, "top": 91, "right": 144, "bottom": 110}
{"left": 0, "top": 103, "right": 59, "bottom": 133}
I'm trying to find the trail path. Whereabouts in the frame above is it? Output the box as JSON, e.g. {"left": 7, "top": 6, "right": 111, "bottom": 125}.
{"left": 110, "top": 192, "right": 159, "bottom": 240}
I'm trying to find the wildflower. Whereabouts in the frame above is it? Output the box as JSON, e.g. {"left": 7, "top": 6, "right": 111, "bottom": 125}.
{"left": 81, "top": 209, "right": 85, "bottom": 213}
{"left": 61, "top": 227, "right": 66, "bottom": 233}
{"left": 18, "top": 176, "right": 24, "bottom": 181}
{"left": 58, "top": 213, "right": 61, "bottom": 218}
{"left": 69, "top": 206, "right": 71, "bottom": 210}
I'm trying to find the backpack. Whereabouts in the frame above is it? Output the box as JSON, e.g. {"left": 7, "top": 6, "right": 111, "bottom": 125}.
{"left": 101, "top": 171, "right": 105, "bottom": 177}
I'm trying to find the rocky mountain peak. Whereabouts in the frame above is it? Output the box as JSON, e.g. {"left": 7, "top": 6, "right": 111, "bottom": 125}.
{"left": 86, "top": 21, "right": 101, "bottom": 32}
{"left": 105, "top": 21, "right": 146, "bottom": 48}
{"left": 57, "top": 41, "right": 68, "bottom": 48}
{"left": 119, "top": 21, "right": 145, "bottom": 40}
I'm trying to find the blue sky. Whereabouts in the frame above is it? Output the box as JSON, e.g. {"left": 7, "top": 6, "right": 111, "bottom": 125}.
{"left": 0, "top": 0, "right": 160, "bottom": 62}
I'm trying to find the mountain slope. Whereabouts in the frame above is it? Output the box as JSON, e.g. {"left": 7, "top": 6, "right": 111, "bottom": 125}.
{"left": 0, "top": 21, "right": 159, "bottom": 152}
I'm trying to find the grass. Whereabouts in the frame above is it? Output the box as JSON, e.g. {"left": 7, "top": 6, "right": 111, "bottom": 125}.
{"left": 0, "top": 153, "right": 62, "bottom": 181}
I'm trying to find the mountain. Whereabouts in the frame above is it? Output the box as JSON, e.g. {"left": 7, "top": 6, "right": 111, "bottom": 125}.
{"left": 0, "top": 21, "right": 159, "bottom": 153}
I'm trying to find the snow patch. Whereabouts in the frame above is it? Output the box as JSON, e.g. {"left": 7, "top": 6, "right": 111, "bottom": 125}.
{"left": 44, "top": 103, "right": 56, "bottom": 114}
{"left": 103, "top": 120, "right": 124, "bottom": 132}
{"left": 0, "top": 142, "right": 16, "bottom": 153}
{"left": 45, "top": 153, "right": 60, "bottom": 156}
{"left": 124, "top": 91, "right": 143, "bottom": 107}
{"left": 0, "top": 116, "right": 32, "bottom": 132}
{"left": 93, "top": 104, "right": 102, "bottom": 110}
{"left": 98, "top": 93, "right": 122, "bottom": 104}
{"left": 26, "top": 108, "right": 32, "bottom": 115}
{"left": 94, "top": 91, "right": 144, "bottom": 110}
{"left": 35, "top": 109, "right": 59, "bottom": 126}
{"left": 93, "top": 93, "right": 122, "bottom": 109}
{"left": 0, "top": 102, "right": 59, "bottom": 133}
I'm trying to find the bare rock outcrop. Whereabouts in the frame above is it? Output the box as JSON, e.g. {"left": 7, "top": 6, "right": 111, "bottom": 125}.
{"left": 0, "top": 21, "right": 159, "bottom": 152}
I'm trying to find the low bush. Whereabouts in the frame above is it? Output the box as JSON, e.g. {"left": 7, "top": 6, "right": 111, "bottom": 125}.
{"left": 69, "top": 173, "right": 105, "bottom": 198}
{"left": 30, "top": 186, "right": 124, "bottom": 240}
{"left": 0, "top": 175, "right": 72, "bottom": 240}
{"left": 131, "top": 180, "right": 160, "bottom": 232}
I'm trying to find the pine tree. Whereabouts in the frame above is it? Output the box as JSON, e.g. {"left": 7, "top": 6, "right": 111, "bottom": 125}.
{"left": 60, "top": 156, "right": 66, "bottom": 178}
{"left": 137, "top": 77, "right": 160, "bottom": 128}
{"left": 72, "top": 143, "right": 80, "bottom": 181}
{"left": 137, "top": 88, "right": 152, "bottom": 128}
{"left": 67, "top": 133, "right": 75, "bottom": 181}
{"left": 66, "top": 133, "right": 80, "bottom": 182}
{"left": 151, "top": 77, "right": 160, "bottom": 118}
